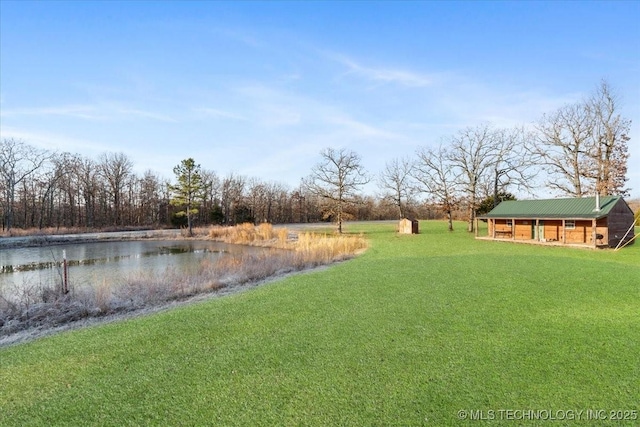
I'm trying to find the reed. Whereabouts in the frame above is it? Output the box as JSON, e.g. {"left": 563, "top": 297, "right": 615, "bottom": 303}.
{"left": 208, "top": 222, "right": 280, "bottom": 245}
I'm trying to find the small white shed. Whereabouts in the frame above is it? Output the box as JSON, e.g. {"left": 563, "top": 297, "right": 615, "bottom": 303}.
{"left": 398, "top": 218, "right": 419, "bottom": 234}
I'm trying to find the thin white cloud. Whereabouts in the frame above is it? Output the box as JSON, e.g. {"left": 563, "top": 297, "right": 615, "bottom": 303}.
{"left": 327, "top": 115, "right": 401, "bottom": 141}
{"left": 1, "top": 104, "right": 178, "bottom": 123}
{"left": 327, "top": 52, "right": 432, "bottom": 87}
{"left": 115, "top": 108, "right": 178, "bottom": 123}
{"left": 0, "top": 105, "right": 106, "bottom": 120}
{"left": 193, "top": 108, "right": 248, "bottom": 121}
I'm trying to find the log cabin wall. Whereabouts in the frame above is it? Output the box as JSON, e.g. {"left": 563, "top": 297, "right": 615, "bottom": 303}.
{"left": 564, "top": 220, "right": 592, "bottom": 244}
{"left": 494, "top": 219, "right": 511, "bottom": 233}
{"left": 543, "top": 220, "right": 562, "bottom": 242}
{"left": 514, "top": 220, "right": 532, "bottom": 240}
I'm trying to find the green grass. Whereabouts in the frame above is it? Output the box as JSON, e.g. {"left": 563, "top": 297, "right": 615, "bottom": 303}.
{"left": 1, "top": 221, "right": 639, "bottom": 426}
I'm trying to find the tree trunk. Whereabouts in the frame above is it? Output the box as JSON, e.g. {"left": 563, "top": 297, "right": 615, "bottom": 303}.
{"left": 468, "top": 194, "right": 476, "bottom": 233}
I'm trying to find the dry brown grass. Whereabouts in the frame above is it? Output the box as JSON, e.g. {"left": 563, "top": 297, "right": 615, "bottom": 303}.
{"left": 0, "top": 225, "right": 163, "bottom": 238}
{"left": 208, "top": 223, "right": 284, "bottom": 245}
{"left": 208, "top": 223, "right": 367, "bottom": 253}
{"left": 0, "top": 226, "right": 92, "bottom": 238}
{"left": 296, "top": 232, "right": 368, "bottom": 263}
{"left": 207, "top": 223, "right": 367, "bottom": 270}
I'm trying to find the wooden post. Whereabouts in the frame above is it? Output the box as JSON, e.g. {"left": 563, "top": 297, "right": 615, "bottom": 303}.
{"left": 562, "top": 220, "right": 566, "bottom": 244}
{"left": 592, "top": 219, "right": 597, "bottom": 248}
{"left": 62, "top": 250, "right": 69, "bottom": 294}
{"left": 512, "top": 218, "right": 515, "bottom": 240}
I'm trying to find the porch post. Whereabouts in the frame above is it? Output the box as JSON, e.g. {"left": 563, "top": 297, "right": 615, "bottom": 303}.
{"left": 562, "top": 219, "right": 566, "bottom": 244}
{"left": 512, "top": 218, "right": 515, "bottom": 240}
{"left": 535, "top": 219, "right": 539, "bottom": 241}
{"left": 592, "top": 218, "right": 597, "bottom": 248}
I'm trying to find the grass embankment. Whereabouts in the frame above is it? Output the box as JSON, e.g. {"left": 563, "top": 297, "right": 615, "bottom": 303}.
{"left": 1, "top": 222, "right": 638, "bottom": 426}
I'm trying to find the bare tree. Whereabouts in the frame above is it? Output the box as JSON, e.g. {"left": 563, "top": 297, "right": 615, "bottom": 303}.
{"left": 220, "top": 172, "right": 246, "bottom": 224}
{"left": 533, "top": 101, "right": 596, "bottom": 197}
{"left": 0, "top": 138, "right": 51, "bottom": 231}
{"left": 378, "top": 156, "right": 416, "bottom": 219}
{"left": 305, "top": 148, "right": 370, "bottom": 234}
{"left": 138, "top": 170, "right": 163, "bottom": 225}
{"left": 78, "top": 156, "right": 99, "bottom": 228}
{"left": 532, "top": 80, "right": 631, "bottom": 197}
{"left": 200, "top": 169, "right": 221, "bottom": 224}
{"left": 98, "top": 152, "right": 134, "bottom": 226}
{"left": 486, "top": 126, "right": 537, "bottom": 208}
{"left": 447, "top": 124, "right": 497, "bottom": 232}
{"left": 413, "top": 144, "right": 460, "bottom": 231}
{"left": 265, "top": 181, "right": 290, "bottom": 223}
{"left": 246, "top": 178, "right": 267, "bottom": 224}
{"left": 586, "top": 80, "right": 631, "bottom": 196}
{"left": 53, "top": 153, "right": 84, "bottom": 227}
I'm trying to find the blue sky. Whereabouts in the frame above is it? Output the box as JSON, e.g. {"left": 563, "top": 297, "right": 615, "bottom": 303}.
{"left": 1, "top": 1, "right": 639, "bottom": 198}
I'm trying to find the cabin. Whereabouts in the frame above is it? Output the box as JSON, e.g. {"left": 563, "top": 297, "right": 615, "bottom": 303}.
{"left": 476, "top": 195, "right": 635, "bottom": 249}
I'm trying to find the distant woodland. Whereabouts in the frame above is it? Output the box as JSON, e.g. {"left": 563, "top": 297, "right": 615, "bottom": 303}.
{"left": 1, "top": 81, "right": 634, "bottom": 233}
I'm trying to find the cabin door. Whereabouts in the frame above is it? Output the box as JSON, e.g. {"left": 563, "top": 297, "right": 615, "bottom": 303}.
{"left": 538, "top": 221, "right": 545, "bottom": 241}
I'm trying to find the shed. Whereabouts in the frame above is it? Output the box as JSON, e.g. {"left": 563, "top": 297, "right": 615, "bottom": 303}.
{"left": 398, "top": 218, "right": 419, "bottom": 234}
{"left": 476, "top": 195, "right": 635, "bottom": 248}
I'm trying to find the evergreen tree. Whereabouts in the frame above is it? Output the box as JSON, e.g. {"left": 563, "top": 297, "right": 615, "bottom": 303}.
{"left": 169, "top": 158, "right": 204, "bottom": 236}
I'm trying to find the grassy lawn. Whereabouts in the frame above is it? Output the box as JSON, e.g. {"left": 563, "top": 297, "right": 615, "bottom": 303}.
{"left": 1, "top": 221, "right": 638, "bottom": 426}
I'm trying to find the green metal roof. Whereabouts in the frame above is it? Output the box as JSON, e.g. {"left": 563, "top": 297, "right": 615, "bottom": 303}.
{"left": 481, "top": 196, "right": 622, "bottom": 219}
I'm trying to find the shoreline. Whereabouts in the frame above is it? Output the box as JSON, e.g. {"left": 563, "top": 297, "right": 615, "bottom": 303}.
{"left": 0, "top": 229, "right": 184, "bottom": 250}
{"left": 1, "top": 224, "right": 370, "bottom": 348}
{"left": 0, "top": 263, "right": 332, "bottom": 349}
{"left": 0, "top": 228, "right": 276, "bottom": 348}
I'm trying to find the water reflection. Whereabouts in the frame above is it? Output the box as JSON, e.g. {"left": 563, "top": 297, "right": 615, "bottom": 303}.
{"left": 0, "top": 240, "right": 268, "bottom": 293}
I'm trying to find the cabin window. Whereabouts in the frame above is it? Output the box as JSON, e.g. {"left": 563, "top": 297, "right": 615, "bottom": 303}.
{"left": 565, "top": 220, "right": 575, "bottom": 229}
{"left": 506, "top": 220, "right": 513, "bottom": 227}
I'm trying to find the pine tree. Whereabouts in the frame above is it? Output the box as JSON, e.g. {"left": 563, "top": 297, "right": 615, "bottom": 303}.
{"left": 169, "top": 158, "right": 204, "bottom": 236}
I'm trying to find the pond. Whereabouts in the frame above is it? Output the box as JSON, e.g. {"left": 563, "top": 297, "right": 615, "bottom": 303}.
{"left": 0, "top": 239, "right": 270, "bottom": 298}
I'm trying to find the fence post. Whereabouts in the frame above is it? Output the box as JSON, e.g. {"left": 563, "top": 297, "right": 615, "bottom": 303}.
{"left": 62, "top": 250, "right": 69, "bottom": 294}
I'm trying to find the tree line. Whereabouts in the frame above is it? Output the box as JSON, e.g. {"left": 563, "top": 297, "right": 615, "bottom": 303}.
{"left": 0, "top": 80, "right": 632, "bottom": 233}
{"left": 0, "top": 141, "right": 410, "bottom": 233}
{"left": 379, "top": 80, "right": 631, "bottom": 232}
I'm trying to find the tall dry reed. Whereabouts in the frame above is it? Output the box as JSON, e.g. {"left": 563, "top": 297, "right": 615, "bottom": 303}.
{"left": 208, "top": 223, "right": 285, "bottom": 245}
